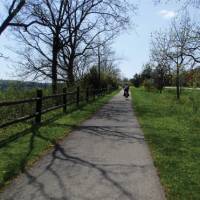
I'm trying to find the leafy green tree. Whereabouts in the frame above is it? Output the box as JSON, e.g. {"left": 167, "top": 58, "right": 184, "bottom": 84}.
{"left": 131, "top": 74, "right": 142, "bottom": 88}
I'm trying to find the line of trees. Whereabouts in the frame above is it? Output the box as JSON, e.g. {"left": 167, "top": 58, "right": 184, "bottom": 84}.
{"left": 131, "top": 13, "right": 200, "bottom": 99}
{"left": 0, "top": 0, "right": 135, "bottom": 93}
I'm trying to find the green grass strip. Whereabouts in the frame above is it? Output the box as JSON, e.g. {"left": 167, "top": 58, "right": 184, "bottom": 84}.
{"left": 131, "top": 87, "right": 200, "bottom": 200}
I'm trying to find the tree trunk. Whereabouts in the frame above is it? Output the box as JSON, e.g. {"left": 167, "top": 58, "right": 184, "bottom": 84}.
{"left": 98, "top": 46, "right": 101, "bottom": 89}
{"left": 68, "top": 57, "right": 75, "bottom": 85}
{"left": 52, "top": 35, "right": 59, "bottom": 94}
{"left": 68, "top": 70, "right": 74, "bottom": 85}
{"left": 176, "top": 64, "right": 180, "bottom": 100}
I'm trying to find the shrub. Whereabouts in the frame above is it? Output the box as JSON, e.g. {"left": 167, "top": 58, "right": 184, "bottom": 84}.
{"left": 143, "top": 79, "right": 155, "bottom": 92}
{"left": 131, "top": 74, "right": 141, "bottom": 88}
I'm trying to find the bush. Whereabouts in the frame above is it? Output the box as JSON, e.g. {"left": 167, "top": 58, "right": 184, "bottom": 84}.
{"left": 143, "top": 79, "right": 155, "bottom": 92}
{"left": 131, "top": 74, "right": 141, "bottom": 88}
{"left": 82, "top": 66, "right": 119, "bottom": 89}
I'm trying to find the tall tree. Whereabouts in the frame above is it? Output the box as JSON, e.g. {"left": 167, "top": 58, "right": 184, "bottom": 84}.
{"left": 150, "top": 32, "right": 172, "bottom": 92}
{"left": 151, "top": 15, "right": 198, "bottom": 99}
{"left": 59, "top": 0, "right": 134, "bottom": 85}
{"left": 13, "top": 0, "right": 70, "bottom": 93}
{"left": 13, "top": 0, "right": 135, "bottom": 91}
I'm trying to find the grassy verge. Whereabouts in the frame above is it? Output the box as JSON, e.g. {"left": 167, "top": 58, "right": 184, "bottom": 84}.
{"left": 0, "top": 90, "right": 119, "bottom": 189}
{"left": 131, "top": 87, "right": 200, "bottom": 200}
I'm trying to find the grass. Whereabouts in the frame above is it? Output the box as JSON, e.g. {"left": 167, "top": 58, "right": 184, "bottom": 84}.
{"left": 0, "top": 90, "right": 119, "bottom": 189}
{"left": 131, "top": 87, "right": 200, "bottom": 200}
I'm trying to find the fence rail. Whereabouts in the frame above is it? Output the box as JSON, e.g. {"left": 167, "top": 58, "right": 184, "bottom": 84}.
{"left": 0, "top": 87, "right": 116, "bottom": 129}
{"left": 0, "top": 98, "right": 39, "bottom": 107}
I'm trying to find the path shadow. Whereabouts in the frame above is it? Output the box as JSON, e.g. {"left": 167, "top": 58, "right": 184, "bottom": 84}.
{"left": 21, "top": 132, "right": 142, "bottom": 200}
{"left": 78, "top": 125, "right": 144, "bottom": 143}
{"left": 13, "top": 108, "right": 147, "bottom": 200}
{"left": 0, "top": 112, "right": 75, "bottom": 149}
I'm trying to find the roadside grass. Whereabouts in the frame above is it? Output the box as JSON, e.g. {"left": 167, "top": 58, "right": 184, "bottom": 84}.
{"left": 0, "top": 90, "right": 119, "bottom": 189}
{"left": 131, "top": 87, "right": 200, "bottom": 200}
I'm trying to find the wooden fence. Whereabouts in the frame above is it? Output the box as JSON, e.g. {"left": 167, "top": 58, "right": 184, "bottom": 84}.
{"left": 0, "top": 87, "right": 116, "bottom": 129}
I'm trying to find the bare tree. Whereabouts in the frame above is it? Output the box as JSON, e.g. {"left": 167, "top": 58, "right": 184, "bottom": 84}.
{"left": 82, "top": 47, "right": 121, "bottom": 90}
{"left": 59, "top": 0, "right": 134, "bottom": 86}
{"left": 0, "top": 0, "right": 26, "bottom": 35}
{"left": 150, "top": 55, "right": 171, "bottom": 93}
{"left": 12, "top": 0, "right": 71, "bottom": 93}
{"left": 12, "top": 0, "right": 134, "bottom": 92}
{"left": 151, "top": 15, "right": 198, "bottom": 99}
{"left": 150, "top": 32, "right": 172, "bottom": 92}
{"left": 9, "top": 0, "right": 135, "bottom": 93}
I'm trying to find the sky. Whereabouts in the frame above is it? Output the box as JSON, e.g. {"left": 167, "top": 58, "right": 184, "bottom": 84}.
{"left": 113, "top": 0, "right": 183, "bottom": 78}
{"left": 0, "top": 0, "right": 198, "bottom": 80}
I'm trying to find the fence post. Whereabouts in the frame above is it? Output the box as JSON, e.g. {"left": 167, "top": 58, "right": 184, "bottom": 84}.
{"left": 35, "top": 89, "right": 43, "bottom": 124}
{"left": 63, "top": 88, "right": 67, "bottom": 113}
{"left": 76, "top": 86, "right": 80, "bottom": 107}
{"left": 86, "top": 87, "right": 89, "bottom": 103}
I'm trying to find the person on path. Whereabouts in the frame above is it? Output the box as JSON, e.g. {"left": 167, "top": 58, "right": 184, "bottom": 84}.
{"left": 123, "top": 84, "right": 129, "bottom": 98}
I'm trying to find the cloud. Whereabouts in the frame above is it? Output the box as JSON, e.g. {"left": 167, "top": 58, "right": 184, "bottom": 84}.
{"left": 158, "top": 10, "right": 177, "bottom": 19}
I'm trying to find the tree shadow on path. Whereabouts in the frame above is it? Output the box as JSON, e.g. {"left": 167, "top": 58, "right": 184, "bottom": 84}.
{"left": 22, "top": 131, "right": 144, "bottom": 200}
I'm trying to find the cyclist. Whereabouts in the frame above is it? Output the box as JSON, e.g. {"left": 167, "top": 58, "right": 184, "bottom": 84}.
{"left": 123, "top": 84, "right": 129, "bottom": 98}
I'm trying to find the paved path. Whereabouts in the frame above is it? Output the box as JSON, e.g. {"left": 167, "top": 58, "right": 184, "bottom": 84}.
{"left": 0, "top": 90, "right": 166, "bottom": 200}
{"left": 165, "top": 86, "right": 200, "bottom": 90}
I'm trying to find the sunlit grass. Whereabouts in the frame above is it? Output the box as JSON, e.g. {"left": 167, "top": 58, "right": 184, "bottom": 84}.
{"left": 131, "top": 87, "right": 200, "bottom": 200}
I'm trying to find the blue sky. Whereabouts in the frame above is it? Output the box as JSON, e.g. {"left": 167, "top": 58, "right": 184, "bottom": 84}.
{"left": 0, "top": 0, "right": 196, "bottom": 80}
{"left": 113, "top": 0, "right": 184, "bottom": 78}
